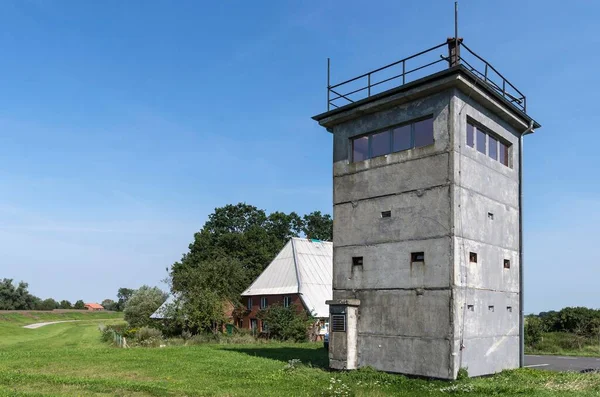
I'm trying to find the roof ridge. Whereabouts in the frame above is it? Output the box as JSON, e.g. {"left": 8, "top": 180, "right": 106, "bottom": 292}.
{"left": 291, "top": 238, "right": 301, "bottom": 295}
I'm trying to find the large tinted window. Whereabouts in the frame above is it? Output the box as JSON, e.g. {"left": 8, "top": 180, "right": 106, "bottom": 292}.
{"left": 351, "top": 116, "right": 434, "bottom": 162}
{"left": 371, "top": 130, "right": 390, "bottom": 158}
{"left": 476, "top": 129, "right": 486, "bottom": 154}
{"left": 488, "top": 135, "right": 498, "bottom": 160}
{"left": 414, "top": 118, "right": 434, "bottom": 148}
{"left": 353, "top": 136, "right": 369, "bottom": 162}
{"left": 392, "top": 125, "right": 411, "bottom": 152}
{"left": 466, "top": 123, "right": 474, "bottom": 148}
{"left": 499, "top": 141, "right": 509, "bottom": 166}
{"left": 467, "top": 120, "right": 511, "bottom": 168}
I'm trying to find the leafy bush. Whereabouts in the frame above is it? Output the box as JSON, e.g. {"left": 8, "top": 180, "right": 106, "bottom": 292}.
{"left": 257, "top": 303, "right": 313, "bottom": 342}
{"left": 123, "top": 286, "right": 168, "bottom": 328}
{"left": 136, "top": 326, "right": 163, "bottom": 342}
{"left": 525, "top": 316, "right": 544, "bottom": 347}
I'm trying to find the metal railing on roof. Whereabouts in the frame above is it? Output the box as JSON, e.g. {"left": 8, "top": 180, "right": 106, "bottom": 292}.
{"left": 326, "top": 40, "right": 527, "bottom": 113}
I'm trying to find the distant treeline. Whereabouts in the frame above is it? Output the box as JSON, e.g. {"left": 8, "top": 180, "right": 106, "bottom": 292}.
{"left": 528, "top": 307, "right": 600, "bottom": 336}
{"left": 0, "top": 279, "right": 133, "bottom": 312}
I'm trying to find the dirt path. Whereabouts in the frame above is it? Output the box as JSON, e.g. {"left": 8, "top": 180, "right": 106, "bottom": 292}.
{"left": 23, "top": 320, "right": 81, "bottom": 329}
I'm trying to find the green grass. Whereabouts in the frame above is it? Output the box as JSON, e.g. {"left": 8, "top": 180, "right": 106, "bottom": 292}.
{"left": 527, "top": 332, "right": 600, "bottom": 358}
{"left": 2, "top": 313, "right": 600, "bottom": 396}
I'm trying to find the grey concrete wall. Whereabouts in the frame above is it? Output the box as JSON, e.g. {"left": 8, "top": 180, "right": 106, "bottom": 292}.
{"left": 330, "top": 90, "right": 455, "bottom": 379}
{"left": 450, "top": 88, "right": 522, "bottom": 377}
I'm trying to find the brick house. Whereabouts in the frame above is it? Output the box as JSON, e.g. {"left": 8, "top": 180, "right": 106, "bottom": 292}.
{"left": 84, "top": 303, "right": 104, "bottom": 311}
{"left": 240, "top": 238, "right": 332, "bottom": 333}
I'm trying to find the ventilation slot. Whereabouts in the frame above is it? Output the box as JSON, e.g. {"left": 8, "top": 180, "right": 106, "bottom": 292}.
{"left": 381, "top": 210, "right": 391, "bottom": 218}
{"left": 331, "top": 314, "right": 346, "bottom": 332}
{"left": 411, "top": 252, "right": 425, "bottom": 263}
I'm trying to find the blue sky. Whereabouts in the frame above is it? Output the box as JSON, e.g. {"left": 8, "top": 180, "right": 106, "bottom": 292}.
{"left": 0, "top": 0, "right": 598, "bottom": 313}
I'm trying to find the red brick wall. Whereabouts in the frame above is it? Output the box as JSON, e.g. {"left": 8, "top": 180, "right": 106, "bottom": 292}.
{"left": 238, "top": 294, "right": 304, "bottom": 331}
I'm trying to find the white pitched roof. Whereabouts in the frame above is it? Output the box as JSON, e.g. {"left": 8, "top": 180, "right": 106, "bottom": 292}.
{"left": 241, "top": 238, "right": 332, "bottom": 318}
{"left": 150, "top": 295, "right": 176, "bottom": 319}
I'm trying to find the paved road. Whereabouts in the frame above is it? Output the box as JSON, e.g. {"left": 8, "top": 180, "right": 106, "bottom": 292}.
{"left": 23, "top": 320, "right": 81, "bottom": 329}
{"left": 525, "top": 355, "right": 600, "bottom": 372}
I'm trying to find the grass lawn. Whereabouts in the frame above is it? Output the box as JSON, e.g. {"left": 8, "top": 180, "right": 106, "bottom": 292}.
{"left": 2, "top": 314, "right": 600, "bottom": 396}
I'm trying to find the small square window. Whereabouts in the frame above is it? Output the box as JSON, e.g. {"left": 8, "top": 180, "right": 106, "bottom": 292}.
{"left": 411, "top": 252, "right": 425, "bottom": 263}
{"left": 467, "top": 305, "right": 474, "bottom": 311}
{"left": 488, "top": 306, "right": 495, "bottom": 312}
{"left": 488, "top": 212, "right": 494, "bottom": 220}
{"left": 352, "top": 257, "right": 363, "bottom": 266}
{"left": 504, "top": 259, "right": 511, "bottom": 269}
{"left": 507, "top": 306, "right": 513, "bottom": 313}
{"left": 381, "top": 210, "right": 391, "bottom": 218}
{"left": 469, "top": 252, "right": 478, "bottom": 263}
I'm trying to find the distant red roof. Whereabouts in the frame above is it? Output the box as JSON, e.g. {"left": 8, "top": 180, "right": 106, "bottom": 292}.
{"left": 84, "top": 303, "right": 104, "bottom": 309}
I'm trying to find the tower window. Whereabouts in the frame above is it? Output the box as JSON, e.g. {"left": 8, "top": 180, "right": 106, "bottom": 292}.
{"left": 352, "top": 256, "right": 363, "bottom": 266}
{"left": 504, "top": 259, "right": 511, "bottom": 269}
{"left": 351, "top": 116, "right": 434, "bottom": 162}
{"left": 467, "top": 120, "right": 511, "bottom": 168}
{"left": 469, "top": 252, "right": 478, "bottom": 263}
{"left": 381, "top": 210, "right": 391, "bottom": 218}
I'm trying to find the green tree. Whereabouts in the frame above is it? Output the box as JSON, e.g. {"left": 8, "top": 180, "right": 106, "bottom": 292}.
{"left": 36, "top": 298, "right": 59, "bottom": 311}
{"left": 302, "top": 211, "right": 333, "bottom": 241}
{"left": 525, "top": 315, "right": 544, "bottom": 347}
{"left": 257, "top": 303, "right": 313, "bottom": 342}
{"left": 0, "top": 279, "right": 39, "bottom": 310}
{"left": 101, "top": 299, "right": 118, "bottom": 311}
{"left": 74, "top": 300, "right": 85, "bottom": 309}
{"left": 169, "top": 256, "right": 246, "bottom": 333}
{"left": 59, "top": 300, "right": 72, "bottom": 309}
{"left": 117, "top": 288, "right": 134, "bottom": 311}
{"left": 124, "top": 286, "right": 168, "bottom": 328}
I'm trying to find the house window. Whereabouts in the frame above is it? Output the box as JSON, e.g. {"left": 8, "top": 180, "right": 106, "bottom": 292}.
{"left": 247, "top": 298, "right": 253, "bottom": 310}
{"left": 351, "top": 116, "right": 434, "bottom": 162}
{"left": 504, "top": 259, "right": 511, "bottom": 269}
{"left": 260, "top": 297, "right": 268, "bottom": 309}
{"left": 237, "top": 319, "right": 243, "bottom": 328}
{"left": 467, "top": 120, "right": 511, "bottom": 167}
{"left": 262, "top": 321, "right": 268, "bottom": 332}
{"left": 469, "top": 252, "right": 478, "bottom": 263}
{"left": 411, "top": 252, "right": 425, "bottom": 263}
{"left": 283, "top": 296, "right": 291, "bottom": 308}
{"left": 250, "top": 319, "right": 257, "bottom": 330}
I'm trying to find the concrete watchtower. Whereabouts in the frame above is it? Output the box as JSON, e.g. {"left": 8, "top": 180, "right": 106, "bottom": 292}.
{"left": 313, "top": 38, "right": 540, "bottom": 379}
